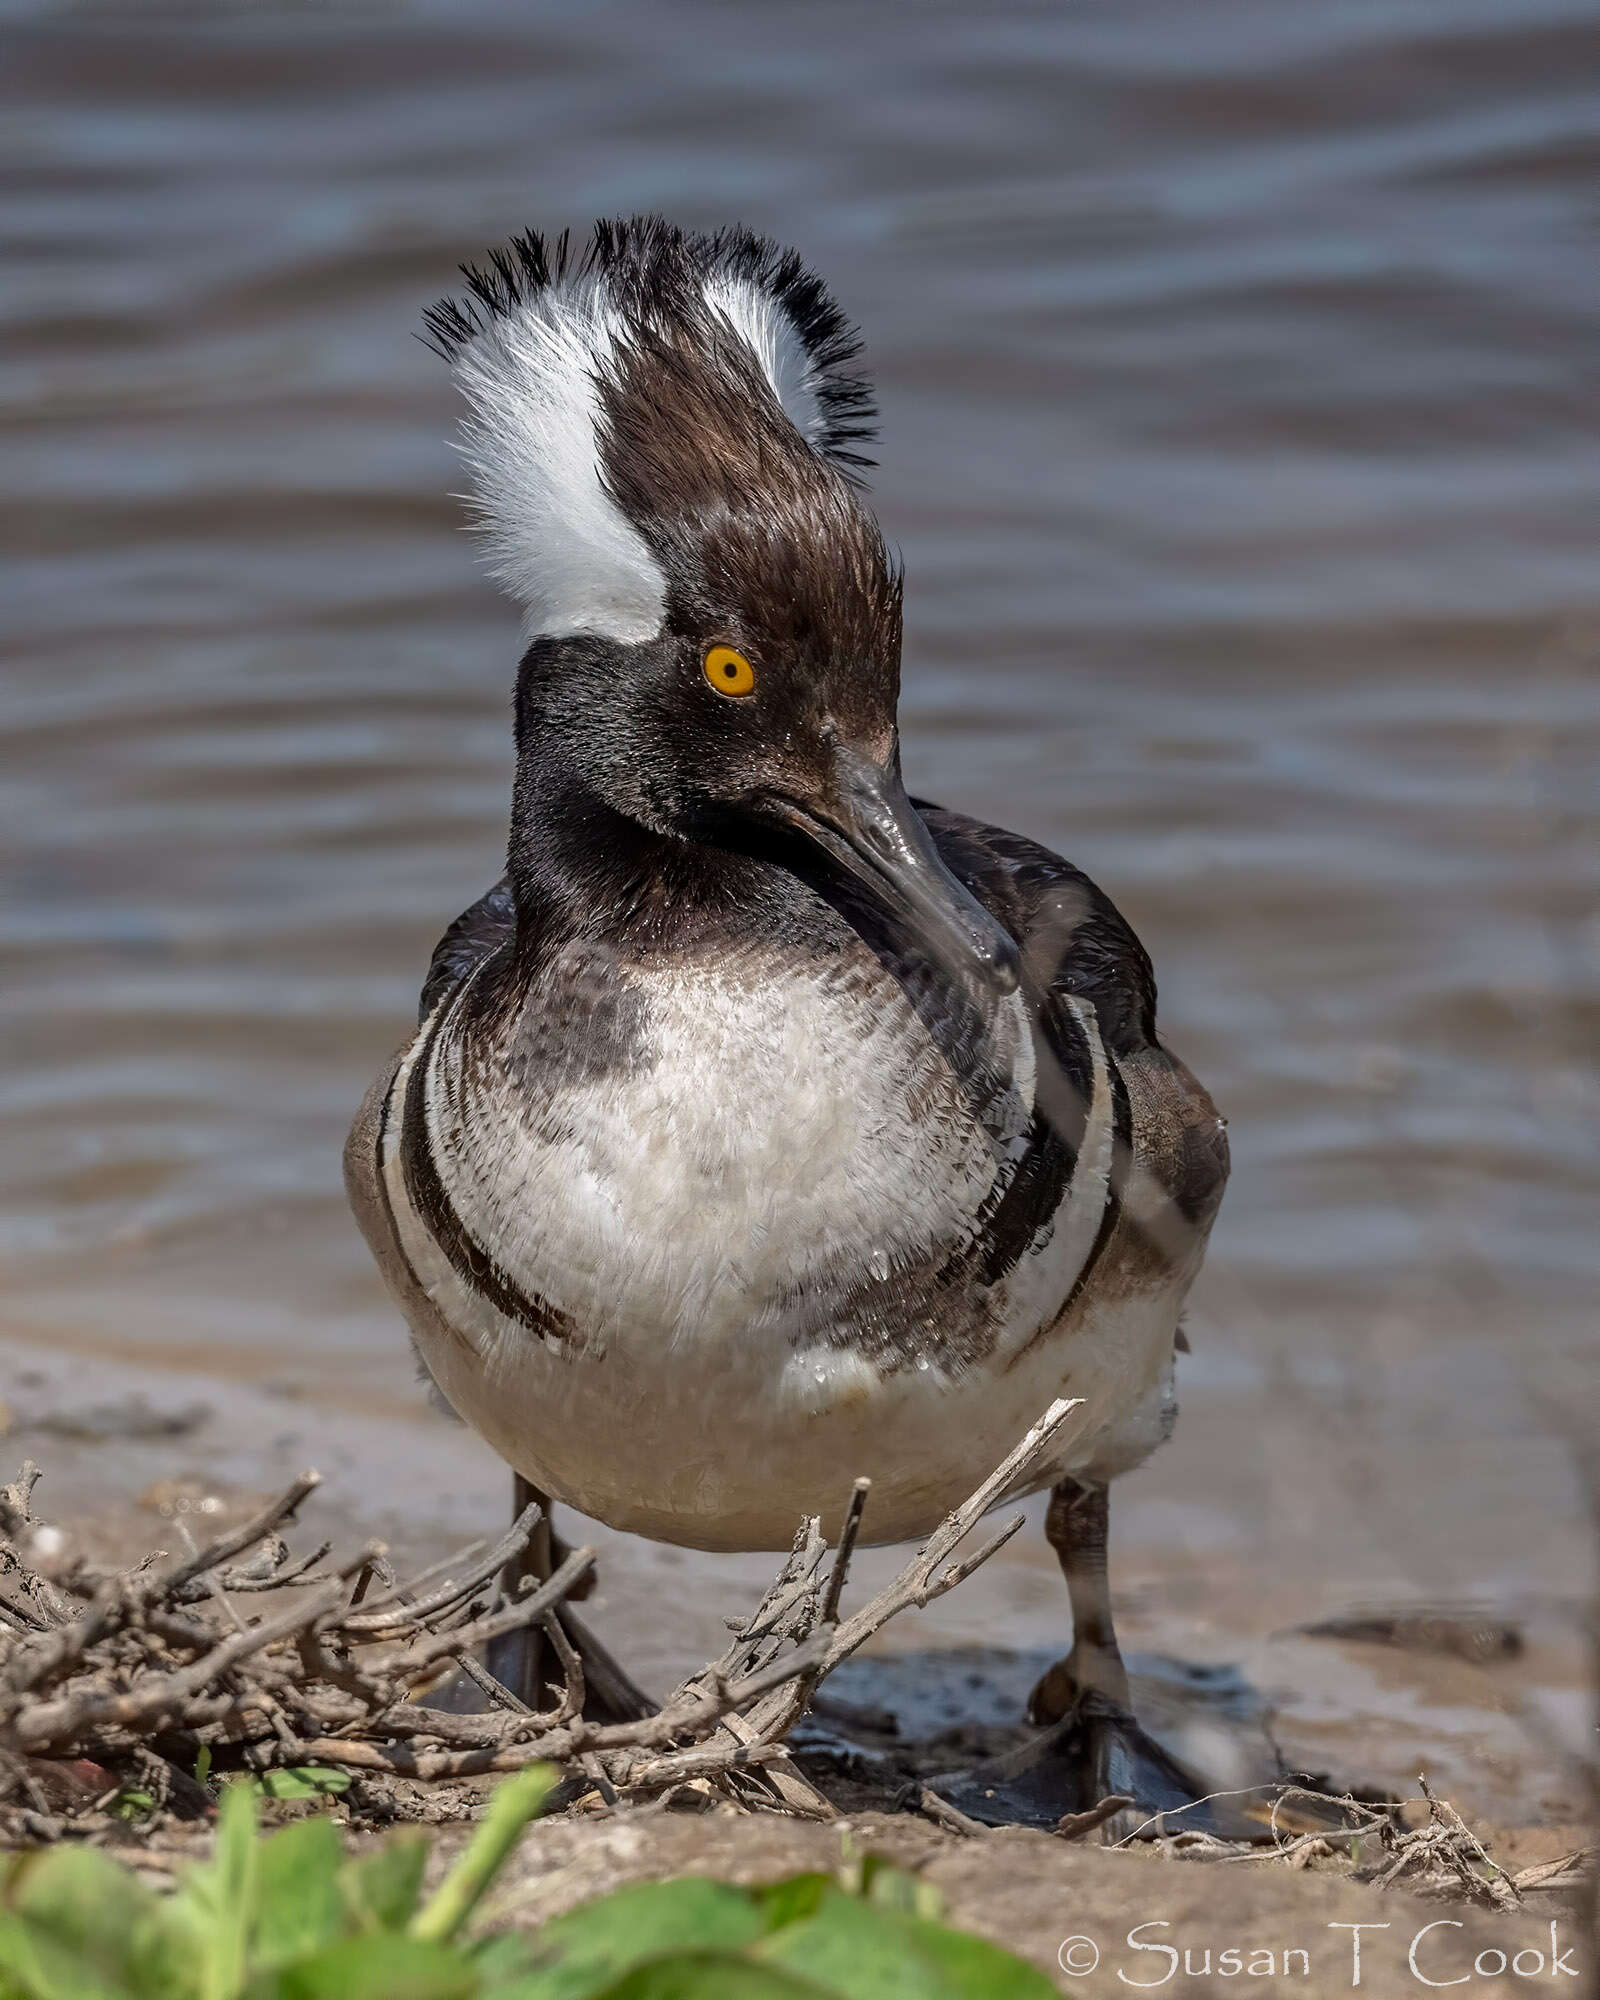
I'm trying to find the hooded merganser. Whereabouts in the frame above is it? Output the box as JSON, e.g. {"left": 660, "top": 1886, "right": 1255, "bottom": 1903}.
{"left": 345, "top": 217, "right": 1230, "bottom": 1823}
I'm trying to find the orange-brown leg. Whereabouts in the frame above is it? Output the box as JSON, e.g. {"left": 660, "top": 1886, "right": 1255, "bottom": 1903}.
{"left": 931, "top": 1474, "right": 1225, "bottom": 1834}
{"left": 1028, "top": 1478, "right": 1131, "bottom": 1723}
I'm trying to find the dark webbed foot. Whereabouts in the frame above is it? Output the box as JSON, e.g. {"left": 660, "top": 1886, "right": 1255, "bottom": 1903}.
{"left": 933, "top": 1689, "right": 1239, "bottom": 1838}
{"left": 932, "top": 1476, "right": 1259, "bottom": 1839}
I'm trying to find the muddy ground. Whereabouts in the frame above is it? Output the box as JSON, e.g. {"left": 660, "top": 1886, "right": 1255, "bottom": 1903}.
{"left": 1, "top": 1408, "right": 1591, "bottom": 2000}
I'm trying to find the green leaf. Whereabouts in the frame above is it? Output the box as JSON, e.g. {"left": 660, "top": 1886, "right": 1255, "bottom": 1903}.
{"left": 0, "top": 1847, "right": 196, "bottom": 2000}
{"left": 462, "top": 1932, "right": 539, "bottom": 1985}
{"left": 293, "top": 1768, "right": 351, "bottom": 1794}
{"left": 140, "top": 1896, "right": 216, "bottom": 2000}
{"left": 132, "top": 1925, "right": 213, "bottom": 2000}
{"left": 341, "top": 1837, "right": 430, "bottom": 1934}
{"left": 409, "top": 1767, "right": 555, "bottom": 1945}
{"left": 0, "top": 1909, "right": 138, "bottom": 2000}
{"left": 749, "top": 1875, "right": 830, "bottom": 1934}
{"left": 244, "top": 1934, "right": 479, "bottom": 2000}
{"left": 194, "top": 1746, "right": 212, "bottom": 1790}
{"left": 253, "top": 1775, "right": 313, "bottom": 1803}
{"left": 169, "top": 1781, "right": 261, "bottom": 2000}
{"left": 257, "top": 1769, "right": 351, "bottom": 1802}
{"left": 856, "top": 1858, "right": 941, "bottom": 1923}
{"left": 753, "top": 1890, "right": 1057, "bottom": 1999}
{"left": 252, "top": 1820, "right": 346, "bottom": 1968}
{"left": 6, "top": 1846, "right": 159, "bottom": 1982}
{"left": 215, "top": 1781, "right": 262, "bottom": 1888}
{"left": 513, "top": 1880, "right": 767, "bottom": 1999}
{"left": 582, "top": 1957, "right": 831, "bottom": 2000}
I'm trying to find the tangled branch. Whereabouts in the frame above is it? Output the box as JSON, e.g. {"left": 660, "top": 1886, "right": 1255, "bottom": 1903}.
{"left": 0, "top": 1398, "right": 1082, "bottom": 1832}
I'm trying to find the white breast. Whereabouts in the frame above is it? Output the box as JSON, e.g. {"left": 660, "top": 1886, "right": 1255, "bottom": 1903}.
{"left": 379, "top": 947, "right": 1160, "bottom": 1548}
{"left": 441, "top": 952, "right": 1032, "bottom": 1349}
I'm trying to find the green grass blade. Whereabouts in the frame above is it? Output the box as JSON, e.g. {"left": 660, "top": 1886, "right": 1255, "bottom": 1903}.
{"left": 168, "top": 1781, "right": 262, "bottom": 2000}
{"left": 409, "top": 1767, "right": 555, "bottom": 1946}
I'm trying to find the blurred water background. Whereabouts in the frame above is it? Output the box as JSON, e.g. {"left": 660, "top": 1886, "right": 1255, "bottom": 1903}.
{"left": 3, "top": 0, "right": 1597, "bottom": 1816}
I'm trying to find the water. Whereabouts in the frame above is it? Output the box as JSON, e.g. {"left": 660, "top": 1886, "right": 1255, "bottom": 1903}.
{"left": 3, "top": 0, "right": 1597, "bottom": 1820}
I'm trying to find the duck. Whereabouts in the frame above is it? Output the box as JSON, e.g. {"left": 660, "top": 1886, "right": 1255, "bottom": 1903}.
{"left": 344, "top": 216, "right": 1231, "bottom": 1825}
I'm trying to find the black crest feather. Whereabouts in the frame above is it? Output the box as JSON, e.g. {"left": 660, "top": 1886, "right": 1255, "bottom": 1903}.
{"left": 421, "top": 216, "right": 877, "bottom": 477}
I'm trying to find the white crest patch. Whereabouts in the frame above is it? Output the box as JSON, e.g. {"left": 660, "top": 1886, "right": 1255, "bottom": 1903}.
{"left": 451, "top": 278, "right": 668, "bottom": 644}
{"left": 704, "top": 274, "right": 824, "bottom": 447}
{"left": 441, "top": 226, "right": 874, "bottom": 642}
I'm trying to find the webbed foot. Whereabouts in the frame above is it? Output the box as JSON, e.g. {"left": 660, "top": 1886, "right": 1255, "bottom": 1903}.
{"left": 930, "top": 1688, "right": 1248, "bottom": 1839}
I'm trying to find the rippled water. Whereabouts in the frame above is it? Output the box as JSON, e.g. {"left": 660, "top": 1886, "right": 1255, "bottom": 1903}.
{"left": 3, "top": 0, "right": 1597, "bottom": 1816}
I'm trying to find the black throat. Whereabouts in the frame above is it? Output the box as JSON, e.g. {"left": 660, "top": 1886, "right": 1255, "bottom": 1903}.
{"left": 505, "top": 755, "right": 1039, "bottom": 1160}
{"left": 506, "top": 762, "right": 834, "bottom": 969}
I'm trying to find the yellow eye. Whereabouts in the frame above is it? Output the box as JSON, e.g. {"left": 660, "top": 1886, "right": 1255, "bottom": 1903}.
{"left": 703, "top": 644, "right": 755, "bottom": 697}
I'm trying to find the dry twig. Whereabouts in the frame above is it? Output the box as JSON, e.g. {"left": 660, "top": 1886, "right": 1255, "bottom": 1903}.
{"left": 0, "top": 1395, "right": 1083, "bottom": 1830}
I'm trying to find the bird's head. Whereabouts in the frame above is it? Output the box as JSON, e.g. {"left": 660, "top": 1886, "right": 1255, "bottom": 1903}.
{"left": 427, "top": 216, "right": 1017, "bottom": 991}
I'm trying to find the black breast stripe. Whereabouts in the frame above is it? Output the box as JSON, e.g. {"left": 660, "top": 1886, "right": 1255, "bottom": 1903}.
{"left": 1002, "top": 1050, "right": 1130, "bottom": 1372}
{"left": 1057, "top": 1052, "right": 1130, "bottom": 1305}
{"left": 398, "top": 977, "right": 572, "bottom": 1346}
{"left": 373, "top": 1059, "right": 427, "bottom": 1302}
{"left": 963, "top": 984, "right": 1096, "bottom": 1290}
{"left": 964, "top": 1105, "right": 1073, "bottom": 1291}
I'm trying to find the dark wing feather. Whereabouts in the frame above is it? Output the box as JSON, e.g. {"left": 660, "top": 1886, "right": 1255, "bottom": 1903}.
{"left": 419, "top": 875, "right": 518, "bottom": 1023}
{"left": 915, "top": 802, "right": 1229, "bottom": 1240}
{"left": 913, "top": 802, "right": 1156, "bottom": 1055}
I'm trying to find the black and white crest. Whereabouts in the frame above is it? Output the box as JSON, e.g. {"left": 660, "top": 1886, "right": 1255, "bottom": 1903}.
{"left": 423, "top": 218, "right": 879, "bottom": 643}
